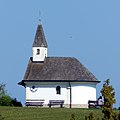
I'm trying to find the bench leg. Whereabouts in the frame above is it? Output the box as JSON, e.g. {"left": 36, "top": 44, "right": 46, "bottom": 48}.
{"left": 60, "top": 104, "right": 63, "bottom": 108}
{"left": 49, "top": 105, "right": 51, "bottom": 108}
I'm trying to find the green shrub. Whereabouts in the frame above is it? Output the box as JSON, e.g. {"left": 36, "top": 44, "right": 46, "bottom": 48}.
{"left": 0, "top": 96, "right": 22, "bottom": 107}
{"left": 11, "top": 98, "right": 22, "bottom": 107}
{"left": 88, "top": 112, "right": 95, "bottom": 120}
{"left": 0, "top": 95, "right": 12, "bottom": 106}
{"left": 70, "top": 113, "right": 76, "bottom": 120}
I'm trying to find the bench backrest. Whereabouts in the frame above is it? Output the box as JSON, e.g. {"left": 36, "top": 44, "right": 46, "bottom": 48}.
{"left": 88, "top": 100, "right": 98, "bottom": 104}
{"left": 49, "top": 100, "right": 64, "bottom": 103}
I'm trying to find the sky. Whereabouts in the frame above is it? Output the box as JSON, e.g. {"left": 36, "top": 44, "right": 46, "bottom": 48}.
{"left": 0, "top": 0, "right": 120, "bottom": 107}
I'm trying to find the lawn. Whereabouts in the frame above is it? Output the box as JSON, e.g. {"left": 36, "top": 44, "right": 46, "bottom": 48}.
{"left": 0, "top": 107, "right": 103, "bottom": 120}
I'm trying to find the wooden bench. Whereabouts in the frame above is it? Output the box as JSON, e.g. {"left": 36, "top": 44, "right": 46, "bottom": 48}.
{"left": 26, "top": 99, "right": 45, "bottom": 107}
{"left": 88, "top": 100, "right": 103, "bottom": 108}
{"left": 48, "top": 100, "right": 64, "bottom": 108}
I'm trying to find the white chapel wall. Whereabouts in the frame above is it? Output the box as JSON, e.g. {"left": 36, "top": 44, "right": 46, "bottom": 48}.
{"left": 71, "top": 83, "right": 96, "bottom": 105}
{"left": 25, "top": 82, "right": 97, "bottom": 108}
{"left": 26, "top": 82, "right": 68, "bottom": 105}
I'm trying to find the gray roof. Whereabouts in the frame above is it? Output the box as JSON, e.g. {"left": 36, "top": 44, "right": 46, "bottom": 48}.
{"left": 32, "top": 24, "right": 48, "bottom": 47}
{"left": 23, "top": 57, "right": 98, "bottom": 82}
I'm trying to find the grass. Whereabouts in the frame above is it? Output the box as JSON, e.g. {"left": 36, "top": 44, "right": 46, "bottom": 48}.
{"left": 0, "top": 107, "right": 103, "bottom": 120}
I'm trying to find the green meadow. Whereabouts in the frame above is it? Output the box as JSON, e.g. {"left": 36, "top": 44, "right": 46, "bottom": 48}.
{"left": 0, "top": 107, "right": 103, "bottom": 120}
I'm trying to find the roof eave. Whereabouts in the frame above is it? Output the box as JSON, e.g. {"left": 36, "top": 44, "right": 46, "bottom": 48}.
{"left": 21, "top": 79, "right": 101, "bottom": 83}
{"left": 18, "top": 81, "right": 26, "bottom": 87}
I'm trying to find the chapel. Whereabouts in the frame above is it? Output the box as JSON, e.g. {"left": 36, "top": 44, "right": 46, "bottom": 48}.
{"left": 18, "top": 21, "right": 100, "bottom": 108}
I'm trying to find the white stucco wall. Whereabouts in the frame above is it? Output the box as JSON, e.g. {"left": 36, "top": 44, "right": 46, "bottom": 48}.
{"left": 32, "top": 47, "right": 47, "bottom": 61}
{"left": 25, "top": 82, "right": 97, "bottom": 108}
{"left": 26, "top": 82, "right": 68, "bottom": 105}
{"left": 71, "top": 83, "right": 96, "bottom": 105}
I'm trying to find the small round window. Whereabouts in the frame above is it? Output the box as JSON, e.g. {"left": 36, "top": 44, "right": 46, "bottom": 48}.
{"left": 30, "top": 86, "right": 38, "bottom": 92}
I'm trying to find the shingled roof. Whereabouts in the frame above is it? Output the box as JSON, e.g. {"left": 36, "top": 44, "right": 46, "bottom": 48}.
{"left": 32, "top": 23, "right": 48, "bottom": 47}
{"left": 23, "top": 57, "right": 98, "bottom": 82}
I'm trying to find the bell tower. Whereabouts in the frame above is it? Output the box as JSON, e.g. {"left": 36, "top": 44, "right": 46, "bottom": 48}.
{"left": 32, "top": 21, "right": 48, "bottom": 62}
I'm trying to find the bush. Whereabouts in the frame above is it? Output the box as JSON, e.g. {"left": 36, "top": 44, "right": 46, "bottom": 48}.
{"left": 0, "top": 83, "right": 22, "bottom": 107}
{"left": 11, "top": 98, "right": 22, "bottom": 107}
{"left": 0, "top": 95, "right": 12, "bottom": 106}
{"left": 0, "top": 95, "right": 22, "bottom": 107}
{"left": 70, "top": 113, "right": 76, "bottom": 120}
{"left": 88, "top": 112, "right": 95, "bottom": 120}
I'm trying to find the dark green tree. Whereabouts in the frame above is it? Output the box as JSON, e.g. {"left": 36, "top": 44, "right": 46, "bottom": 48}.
{"left": 0, "top": 83, "right": 22, "bottom": 107}
{"left": 101, "top": 79, "right": 115, "bottom": 120}
{"left": 0, "top": 95, "right": 12, "bottom": 106}
{"left": 0, "top": 83, "right": 8, "bottom": 119}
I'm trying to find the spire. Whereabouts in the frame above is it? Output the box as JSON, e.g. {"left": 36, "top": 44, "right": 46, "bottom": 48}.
{"left": 32, "top": 22, "right": 48, "bottom": 47}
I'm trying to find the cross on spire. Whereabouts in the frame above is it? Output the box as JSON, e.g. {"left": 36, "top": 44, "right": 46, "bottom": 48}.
{"left": 38, "top": 11, "right": 42, "bottom": 25}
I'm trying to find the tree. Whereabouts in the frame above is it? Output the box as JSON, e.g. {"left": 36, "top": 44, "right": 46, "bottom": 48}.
{"left": 0, "top": 83, "right": 6, "bottom": 98}
{"left": 0, "top": 83, "right": 11, "bottom": 106}
{"left": 0, "top": 83, "right": 22, "bottom": 107}
{"left": 0, "top": 95, "right": 12, "bottom": 106}
{"left": 101, "top": 79, "right": 116, "bottom": 120}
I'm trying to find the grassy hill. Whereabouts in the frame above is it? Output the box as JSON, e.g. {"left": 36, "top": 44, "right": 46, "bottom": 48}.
{"left": 0, "top": 107, "right": 103, "bottom": 120}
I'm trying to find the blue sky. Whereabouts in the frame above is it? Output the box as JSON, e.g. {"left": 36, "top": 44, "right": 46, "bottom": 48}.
{"left": 0, "top": 0, "right": 120, "bottom": 107}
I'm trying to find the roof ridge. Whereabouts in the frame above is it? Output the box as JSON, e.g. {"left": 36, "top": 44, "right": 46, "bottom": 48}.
{"left": 46, "top": 57, "right": 76, "bottom": 59}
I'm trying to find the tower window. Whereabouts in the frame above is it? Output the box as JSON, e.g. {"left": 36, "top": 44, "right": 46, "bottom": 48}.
{"left": 56, "top": 86, "right": 61, "bottom": 95}
{"left": 36, "top": 49, "right": 40, "bottom": 55}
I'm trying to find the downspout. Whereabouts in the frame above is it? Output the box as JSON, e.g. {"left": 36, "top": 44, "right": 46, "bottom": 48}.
{"left": 69, "top": 82, "right": 72, "bottom": 108}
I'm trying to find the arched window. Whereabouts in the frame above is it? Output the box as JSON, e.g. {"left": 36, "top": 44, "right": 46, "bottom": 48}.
{"left": 56, "top": 86, "right": 61, "bottom": 95}
{"left": 37, "top": 49, "right": 40, "bottom": 55}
